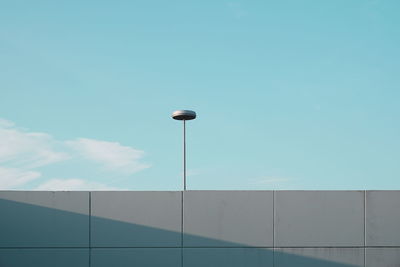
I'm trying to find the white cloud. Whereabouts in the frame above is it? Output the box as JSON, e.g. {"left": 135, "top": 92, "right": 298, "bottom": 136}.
{"left": 35, "top": 178, "right": 118, "bottom": 191}
{"left": 185, "top": 169, "right": 200, "bottom": 177}
{"left": 0, "top": 118, "right": 15, "bottom": 128}
{"left": 0, "top": 118, "right": 150, "bottom": 190}
{"left": 67, "top": 138, "right": 150, "bottom": 174}
{"left": 256, "top": 177, "right": 290, "bottom": 184}
{"left": 249, "top": 176, "right": 294, "bottom": 190}
{"left": 0, "top": 125, "right": 69, "bottom": 168}
{"left": 0, "top": 167, "right": 41, "bottom": 189}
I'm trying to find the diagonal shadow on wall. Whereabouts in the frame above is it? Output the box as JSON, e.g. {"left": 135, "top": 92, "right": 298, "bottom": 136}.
{"left": 0, "top": 198, "right": 363, "bottom": 267}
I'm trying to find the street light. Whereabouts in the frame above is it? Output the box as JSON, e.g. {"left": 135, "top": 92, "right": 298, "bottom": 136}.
{"left": 172, "top": 110, "right": 196, "bottom": 191}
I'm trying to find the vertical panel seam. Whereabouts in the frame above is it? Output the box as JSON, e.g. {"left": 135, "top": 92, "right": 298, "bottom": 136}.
{"left": 364, "top": 190, "right": 366, "bottom": 267}
{"left": 181, "top": 191, "right": 184, "bottom": 267}
{"left": 89, "top": 191, "right": 91, "bottom": 267}
{"left": 273, "top": 190, "right": 275, "bottom": 267}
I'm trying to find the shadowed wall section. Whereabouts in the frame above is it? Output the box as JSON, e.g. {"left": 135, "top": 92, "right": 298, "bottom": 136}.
{"left": 0, "top": 191, "right": 399, "bottom": 266}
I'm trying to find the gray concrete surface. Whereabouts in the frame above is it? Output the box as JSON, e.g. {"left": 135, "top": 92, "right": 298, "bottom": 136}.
{"left": 91, "top": 191, "right": 182, "bottom": 247}
{"left": 91, "top": 248, "right": 181, "bottom": 267}
{"left": 0, "top": 249, "right": 88, "bottom": 267}
{"left": 0, "top": 190, "right": 399, "bottom": 267}
{"left": 275, "top": 248, "right": 364, "bottom": 267}
{"left": 274, "top": 191, "right": 364, "bottom": 247}
{"left": 365, "top": 248, "right": 400, "bottom": 267}
{"left": 366, "top": 191, "right": 400, "bottom": 246}
{"left": 184, "top": 191, "right": 273, "bottom": 247}
{"left": 0, "top": 191, "right": 89, "bottom": 247}
{"left": 184, "top": 248, "right": 273, "bottom": 267}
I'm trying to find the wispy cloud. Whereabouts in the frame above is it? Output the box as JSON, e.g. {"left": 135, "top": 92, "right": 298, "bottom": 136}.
{"left": 0, "top": 118, "right": 150, "bottom": 190}
{"left": 67, "top": 138, "right": 150, "bottom": 175}
{"left": 0, "top": 120, "right": 69, "bottom": 168}
{"left": 0, "top": 167, "right": 41, "bottom": 189}
{"left": 185, "top": 169, "right": 200, "bottom": 177}
{"left": 35, "top": 178, "right": 117, "bottom": 191}
{"left": 250, "top": 176, "right": 294, "bottom": 189}
{"left": 0, "top": 118, "right": 15, "bottom": 128}
{"left": 0, "top": 119, "right": 68, "bottom": 189}
{"left": 255, "top": 177, "right": 290, "bottom": 185}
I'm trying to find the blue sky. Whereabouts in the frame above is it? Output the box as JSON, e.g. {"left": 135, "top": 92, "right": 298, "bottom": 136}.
{"left": 1, "top": 0, "right": 399, "bottom": 190}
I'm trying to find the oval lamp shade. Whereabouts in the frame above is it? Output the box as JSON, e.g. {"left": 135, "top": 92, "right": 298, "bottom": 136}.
{"left": 172, "top": 110, "right": 196, "bottom": 120}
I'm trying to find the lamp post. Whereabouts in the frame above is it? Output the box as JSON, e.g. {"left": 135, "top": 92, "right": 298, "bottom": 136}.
{"left": 172, "top": 110, "right": 196, "bottom": 191}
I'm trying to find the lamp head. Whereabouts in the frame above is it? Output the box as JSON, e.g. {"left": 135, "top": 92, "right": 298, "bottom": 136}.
{"left": 172, "top": 110, "right": 196, "bottom": 120}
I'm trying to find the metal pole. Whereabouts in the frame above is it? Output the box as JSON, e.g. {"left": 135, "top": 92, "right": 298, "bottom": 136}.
{"left": 172, "top": 110, "right": 195, "bottom": 191}
{"left": 183, "top": 120, "right": 187, "bottom": 190}
{"left": 183, "top": 120, "right": 186, "bottom": 191}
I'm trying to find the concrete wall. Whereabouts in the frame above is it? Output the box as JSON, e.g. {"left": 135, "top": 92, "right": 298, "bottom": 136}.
{"left": 0, "top": 190, "right": 399, "bottom": 266}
